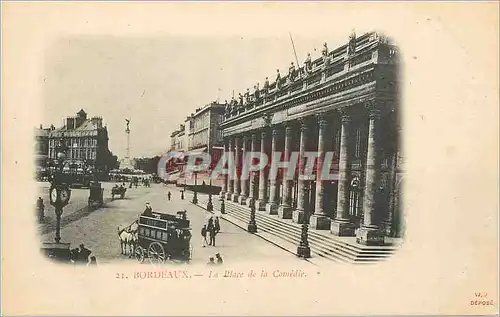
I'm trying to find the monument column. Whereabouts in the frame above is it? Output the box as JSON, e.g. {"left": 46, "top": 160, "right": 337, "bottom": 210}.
{"left": 225, "top": 137, "right": 234, "bottom": 200}
{"left": 331, "top": 112, "right": 356, "bottom": 236}
{"left": 238, "top": 135, "right": 249, "bottom": 205}
{"left": 357, "top": 104, "right": 385, "bottom": 245}
{"left": 310, "top": 113, "right": 331, "bottom": 230}
{"left": 232, "top": 136, "right": 241, "bottom": 202}
{"left": 257, "top": 129, "right": 269, "bottom": 211}
{"left": 265, "top": 128, "right": 280, "bottom": 215}
{"left": 278, "top": 123, "right": 294, "bottom": 219}
{"left": 293, "top": 118, "right": 310, "bottom": 224}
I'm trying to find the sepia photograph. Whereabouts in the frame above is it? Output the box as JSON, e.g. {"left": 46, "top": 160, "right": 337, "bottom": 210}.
{"left": 2, "top": 2, "right": 498, "bottom": 316}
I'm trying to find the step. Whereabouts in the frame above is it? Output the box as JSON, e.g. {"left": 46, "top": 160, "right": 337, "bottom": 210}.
{"left": 197, "top": 196, "right": 397, "bottom": 264}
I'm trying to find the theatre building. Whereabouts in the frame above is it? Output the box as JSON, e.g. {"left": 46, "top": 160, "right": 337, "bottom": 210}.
{"left": 219, "top": 32, "right": 403, "bottom": 245}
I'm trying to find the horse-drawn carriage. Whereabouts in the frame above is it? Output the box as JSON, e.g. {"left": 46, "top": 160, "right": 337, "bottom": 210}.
{"left": 111, "top": 185, "right": 126, "bottom": 199}
{"left": 88, "top": 181, "right": 104, "bottom": 209}
{"left": 134, "top": 210, "right": 193, "bottom": 264}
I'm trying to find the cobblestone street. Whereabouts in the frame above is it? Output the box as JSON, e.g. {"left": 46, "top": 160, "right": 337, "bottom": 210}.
{"left": 38, "top": 182, "right": 299, "bottom": 265}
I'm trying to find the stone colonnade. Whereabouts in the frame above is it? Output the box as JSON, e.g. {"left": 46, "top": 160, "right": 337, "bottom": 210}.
{"left": 219, "top": 101, "right": 392, "bottom": 245}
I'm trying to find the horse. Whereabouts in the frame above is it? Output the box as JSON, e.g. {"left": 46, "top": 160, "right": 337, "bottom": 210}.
{"left": 118, "top": 220, "right": 139, "bottom": 257}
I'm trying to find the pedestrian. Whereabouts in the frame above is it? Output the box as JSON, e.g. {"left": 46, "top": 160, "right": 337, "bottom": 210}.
{"left": 87, "top": 256, "right": 97, "bottom": 267}
{"left": 209, "top": 224, "right": 216, "bottom": 247}
{"left": 216, "top": 253, "right": 223, "bottom": 265}
{"left": 181, "top": 190, "right": 184, "bottom": 200}
{"left": 167, "top": 191, "right": 172, "bottom": 201}
{"left": 207, "top": 257, "right": 216, "bottom": 265}
{"left": 201, "top": 225, "right": 208, "bottom": 247}
{"left": 214, "top": 216, "right": 220, "bottom": 234}
{"left": 36, "top": 197, "right": 45, "bottom": 223}
{"left": 78, "top": 244, "right": 92, "bottom": 264}
{"left": 207, "top": 216, "right": 214, "bottom": 231}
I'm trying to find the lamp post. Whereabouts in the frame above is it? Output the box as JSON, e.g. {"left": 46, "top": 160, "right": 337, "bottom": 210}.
{"left": 49, "top": 139, "right": 71, "bottom": 244}
{"left": 247, "top": 179, "right": 257, "bottom": 233}
{"left": 192, "top": 171, "right": 198, "bottom": 204}
{"left": 297, "top": 183, "right": 311, "bottom": 258}
{"left": 207, "top": 169, "right": 213, "bottom": 211}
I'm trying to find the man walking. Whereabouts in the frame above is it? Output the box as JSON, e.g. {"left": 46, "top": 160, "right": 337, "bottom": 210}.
{"left": 208, "top": 223, "right": 216, "bottom": 247}
{"left": 167, "top": 191, "right": 172, "bottom": 201}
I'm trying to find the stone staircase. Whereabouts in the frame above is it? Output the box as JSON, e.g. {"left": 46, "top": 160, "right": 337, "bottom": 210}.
{"left": 196, "top": 195, "right": 401, "bottom": 264}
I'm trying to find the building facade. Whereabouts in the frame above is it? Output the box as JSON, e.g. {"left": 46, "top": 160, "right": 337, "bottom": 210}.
{"left": 219, "top": 32, "right": 403, "bottom": 245}
{"left": 170, "top": 124, "right": 186, "bottom": 151}
{"left": 48, "top": 109, "right": 117, "bottom": 173}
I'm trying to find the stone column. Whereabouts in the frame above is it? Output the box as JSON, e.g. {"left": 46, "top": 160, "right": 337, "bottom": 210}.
{"left": 225, "top": 137, "right": 234, "bottom": 200}
{"left": 219, "top": 139, "right": 228, "bottom": 199}
{"left": 310, "top": 114, "right": 331, "bottom": 230}
{"left": 293, "top": 119, "right": 309, "bottom": 224}
{"left": 356, "top": 106, "right": 384, "bottom": 245}
{"left": 238, "top": 135, "right": 249, "bottom": 205}
{"left": 331, "top": 113, "right": 356, "bottom": 236}
{"left": 278, "top": 123, "right": 294, "bottom": 219}
{"left": 257, "top": 129, "right": 269, "bottom": 211}
{"left": 232, "top": 136, "right": 241, "bottom": 202}
{"left": 265, "top": 128, "right": 279, "bottom": 215}
{"left": 246, "top": 133, "right": 259, "bottom": 207}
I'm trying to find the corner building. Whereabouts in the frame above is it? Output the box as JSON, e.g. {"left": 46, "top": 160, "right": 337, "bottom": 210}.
{"left": 219, "top": 32, "right": 403, "bottom": 245}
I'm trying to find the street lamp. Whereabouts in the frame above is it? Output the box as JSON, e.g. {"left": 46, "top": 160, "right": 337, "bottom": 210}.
{"left": 192, "top": 171, "right": 198, "bottom": 204}
{"left": 49, "top": 139, "right": 71, "bottom": 244}
{"left": 247, "top": 179, "right": 257, "bottom": 233}
{"left": 206, "top": 169, "right": 213, "bottom": 212}
{"left": 297, "top": 183, "right": 311, "bottom": 258}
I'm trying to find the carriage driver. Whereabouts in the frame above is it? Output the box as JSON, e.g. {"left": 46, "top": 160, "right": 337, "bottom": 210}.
{"left": 143, "top": 203, "right": 153, "bottom": 216}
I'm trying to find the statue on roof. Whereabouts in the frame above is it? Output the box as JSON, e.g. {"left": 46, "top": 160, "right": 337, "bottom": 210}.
{"left": 245, "top": 88, "right": 251, "bottom": 104}
{"left": 263, "top": 77, "right": 269, "bottom": 92}
{"left": 254, "top": 82, "right": 260, "bottom": 99}
{"left": 276, "top": 69, "right": 282, "bottom": 90}
{"left": 288, "top": 62, "right": 296, "bottom": 82}
{"left": 304, "top": 53, "right": 312, "bottom": 74}
{"left": 321, "top": 42, "right": 330, "bottom": 67}
{"left": 347, "top": 30, "right": 356, "bottom": 56}
{"left": 238, "top": 93, "right": 244, "bottom": 107}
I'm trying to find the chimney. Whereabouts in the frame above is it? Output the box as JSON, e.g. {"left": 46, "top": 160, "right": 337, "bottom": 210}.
{"left": 66, "top": 117, "right": 75, "bottom": 130}
{"left": 50, "top": 124, "right": 55, "bottom": 130}
{"left": 75, "top": 109, "right": 87, "bottom": 128}
{"left": 91, "top": 116, "right": 103, "bottom": 128}
{"left": 39, "top": 124, "right": 42, "bottom": 129}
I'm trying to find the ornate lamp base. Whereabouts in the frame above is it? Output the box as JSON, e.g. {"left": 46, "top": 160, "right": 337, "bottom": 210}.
{"left": 247, "top": 222, "right": 257, "bottom": 233}
{"left": 296, "top": 245, "right": 311, "bottom": 258}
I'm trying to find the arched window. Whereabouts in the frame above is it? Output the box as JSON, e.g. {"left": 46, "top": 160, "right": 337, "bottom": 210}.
{"left": 349, "top": 178, "right": 361, "bottom": 217}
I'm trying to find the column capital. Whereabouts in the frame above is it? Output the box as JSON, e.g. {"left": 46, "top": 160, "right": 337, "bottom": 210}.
{"left": 316, "top": 112, "right": 329, "bottom": 128}
{"left": 299, "top": 117, "right": 313, "bottom": 132}
{"left": 251, "top": 132, "right": 258, "bottom": 142}
{"left": 365, "top": 99, "right": 383, "bottom": 119}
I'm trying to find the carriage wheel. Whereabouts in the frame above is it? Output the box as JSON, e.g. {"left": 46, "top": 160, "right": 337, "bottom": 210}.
{"left": 135, "top": 246, "right": 145, "bottom": 263}
{"left": 148, "top": 242, "right": 165, "bottom": 265}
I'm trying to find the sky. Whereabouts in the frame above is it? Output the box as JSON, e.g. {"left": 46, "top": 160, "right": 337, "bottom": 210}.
{"left": 42, "top": 30, "right": 364, "bottom": 159}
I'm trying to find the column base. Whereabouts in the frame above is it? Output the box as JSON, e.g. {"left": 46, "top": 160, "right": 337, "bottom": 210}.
{"left": 225, "top": 192, "right": 232, "bottom": 200}
{"left": 246, "top": 197, "right": 255, "bottom": 207}
{"left": 265, "top": 202, "right": 278, "bottom": 215}
{"left": 309, "top": 214, "right": 331, "bottom": 230}
{"left": 356, "top": 226, "right": 385, "bottom": 245}
{"left": 278, "top": 205, "right": 293, "bottom": 219}
{"left": 247, "top": 222, "right": 258, "bottom": 233}
{"left": 232, "top": 193, "right": 240, "bottom": 202}
{"left": 330, "top": 219, "right": 356, "bottom": 237}
{"left": 238, "top": 195, "right": 247, "bottom": 205}
{"left": 256, "top": 200, "right": 267, "bottom": 211}
{"left": 292, "top": 209, "right": 305, "bottom": 224}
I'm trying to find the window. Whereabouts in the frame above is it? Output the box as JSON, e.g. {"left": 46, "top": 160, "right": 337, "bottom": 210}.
{"left": 354, "top": 129, "right": 361, "bottom": 158}
{"left": 349, "top": 178, "right": 361, "bottom": 217}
